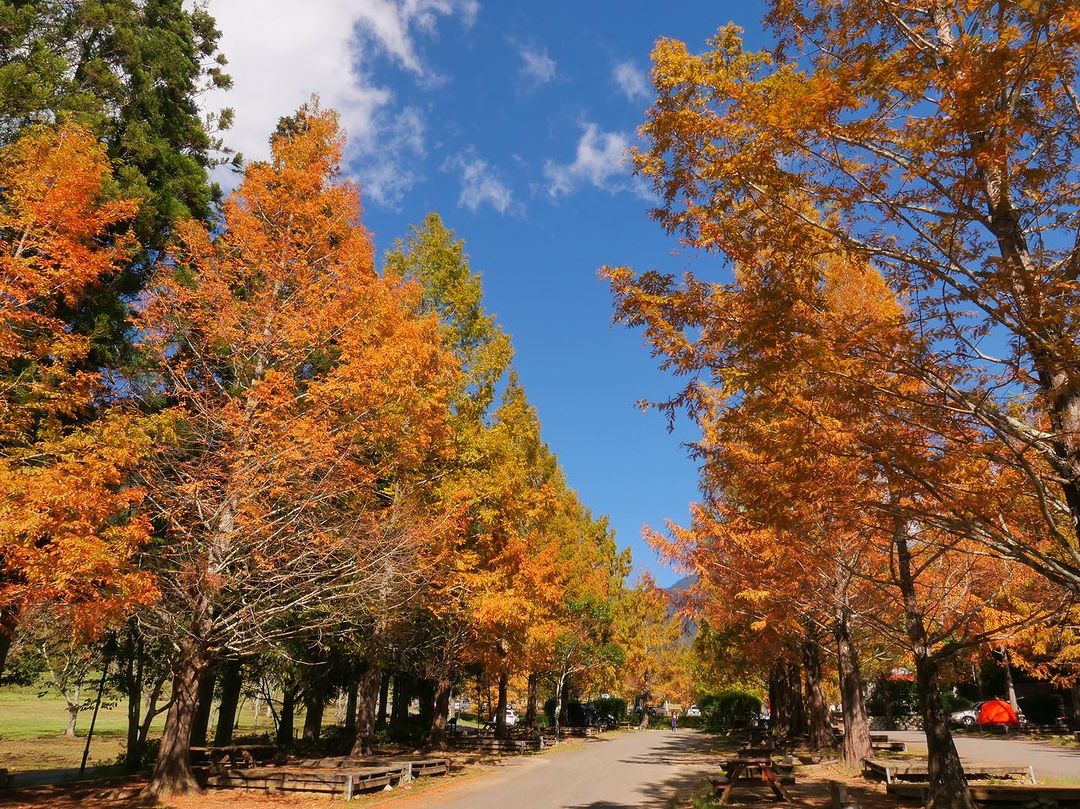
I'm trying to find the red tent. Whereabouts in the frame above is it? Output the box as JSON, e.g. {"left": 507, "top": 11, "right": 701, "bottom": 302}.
{"left": 977, "top": 698, "right": 1019, "bottom": 725}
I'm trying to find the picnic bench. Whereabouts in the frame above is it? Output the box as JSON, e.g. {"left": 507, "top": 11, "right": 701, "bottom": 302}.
{"left": 209, "top": 763, "right": 407, "bottom": 798}
{"left": 864, "top": 758, "right": 1036, "bottom": 785}
{"left": 191, "top": 744, "right": 277, "bottom": 773}
{"left": 710, "top": 757, "right": 792, "bottom": 804}
{"left": 886, "top": 783, "right": 1080, "bottom": 807}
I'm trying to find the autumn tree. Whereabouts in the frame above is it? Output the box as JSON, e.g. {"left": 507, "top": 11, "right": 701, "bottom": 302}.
{"left": 0, "top": 125, "right": 161, "bottom": 678}
{"left": 134, "top": 104, "right": 456, "bottom": 796}
{"left": 635, "top": 1, "right": 1080, "bottom": 596}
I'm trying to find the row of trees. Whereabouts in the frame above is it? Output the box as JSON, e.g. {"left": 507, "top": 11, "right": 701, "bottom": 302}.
{"left": 0, "top": 3, "right": 687, "bottom": 797}
{"left": 608, "top": 3, "right": 1080, "bottom": 809}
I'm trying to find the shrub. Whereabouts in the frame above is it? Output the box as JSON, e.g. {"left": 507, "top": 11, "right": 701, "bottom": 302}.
{"left": 698, "top": 691, "right": 761, "bottom": 730}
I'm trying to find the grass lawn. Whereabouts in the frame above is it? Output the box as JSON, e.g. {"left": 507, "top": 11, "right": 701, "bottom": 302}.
{"left": 0, "top": 681, "right": 284, "bottom": 775}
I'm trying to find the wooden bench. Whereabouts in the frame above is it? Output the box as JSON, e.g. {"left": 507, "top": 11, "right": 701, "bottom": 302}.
{"left": 887, "top": 783, "right": 1080, "bottom": 807}
{"left": 209, "top": 763, "right": 407, "bottom": 798}
{"left": 864, "top": 759, "right": 1036, "bottom": 785}
{"left": 870, "top": 740, "right": 908, "bottom": 752}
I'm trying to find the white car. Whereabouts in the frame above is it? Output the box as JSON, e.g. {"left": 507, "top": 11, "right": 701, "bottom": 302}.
{"left": 504, "top": 708, "right": 519, "bottom": 726}
{"left": 685, "top": 705, "right": 702, "bottom": 718}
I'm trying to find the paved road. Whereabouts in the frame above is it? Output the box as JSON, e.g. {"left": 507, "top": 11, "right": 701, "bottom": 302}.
{"left": 403, "top": 730, "right": 717, "bottom": 809}
{"left": 890, "top": 730, "right": 1080, "bottom": 781}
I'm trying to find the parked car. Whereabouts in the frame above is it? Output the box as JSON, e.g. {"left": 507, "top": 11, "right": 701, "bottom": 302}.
{"left": 949, "top": 699, "right": 1026, "bottom": 727}
{"left": 504, "top": 708, "right": 519, "bottom": 727}
{"left": 685, "top": 705, "right": 702, "bottom": 718}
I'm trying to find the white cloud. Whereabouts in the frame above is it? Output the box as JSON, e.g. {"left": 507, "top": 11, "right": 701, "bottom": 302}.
{"left": 518, "top": 45, "right": 557, "bottom": 86}
{"left": 613, "top": 61, "right": 650, "bottom": 101}
{"left": 544, "top": 123, "right": 637, "bottom": 197}
{"left": 443, "top": 150, "right": 514, "bottom": 214}
{"left": 202, "top": 0, "right": 475, "bottom": 206}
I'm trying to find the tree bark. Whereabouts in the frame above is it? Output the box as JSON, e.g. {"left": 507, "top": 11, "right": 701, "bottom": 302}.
{"left": 190, "top": 664, "right": 217, "bottom": 746}
{"left": 495, "top": 670, "right": 509, "bottom": 739}
{"left": 1071, "top": 680, "right": 1080, "bottom": 730}
{"left": 391, "top": 673, "right": 409, "bottom": 728}
{"left": 418, "top": 678, "right": 435, "bottom": 730}
{"left": 1002, "top": 650, "right": 1019, "bottom": 714}
{"left": 64, "top": 692, "right": 80, "bottom": 738}
{"left": 145, "top": 645, "right": 209, "bottom": 796}
{"left": 276, "top": 685, "right": 297, "bottom": 747}
{"left": 803, "top": 625, "right": 833, "bottom": 750}
{"left": 376, "top": 671, "right": 389, "bottom": 731}
{"left": 302, "top": 660, "right": 331, "bottom": 742}
{"left": 554, "top": 669, "right": 568, "bottom": 738}
{"left": 896, "top": 522, "right": 974, "bottom": 809}
{"left": 834, "top": 582, "right": 873, "bottom": 766}
{"left": 428, "top": 675, "right": 453, "bottom": 749}
{"left": 344, "top": 679, "right": 359, "bottom": 736}
{"left": 525, "top": 672, "right": 538, "bottom": 727}
{"left": 213, "top": 660, "right": 243, "bottom": 747}
{"left": 0, "top": 607, "right": 17, "bottom": 681}
{"left": 351, "top": 665, "right": 381, "bottom": 755}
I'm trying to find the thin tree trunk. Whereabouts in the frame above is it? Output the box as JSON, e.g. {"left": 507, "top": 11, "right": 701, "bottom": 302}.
{"left": 64, "top": 691, "right": 81, "bottom": 738}
{"left": 344, "top": 679, "right": 359, "bottom": 736}
{"left": 213, "top": 660, "right": 244, "bottom": 747}
{"left": 123, "top": 631, "right": 144, "bottom": 770}
{"left": 376, "top": 671, "right": 389, "bottom": 731}
{"left": 896, "top": 523, "right": 974, "bottom": 809}
{"left": 428, "top": 675, "right": 453, "bottom": 749}
{"left": 525, "top": 673, "right": 538, "bottom": 727}
{"left": 351, "top": 665, "right": 381, "bottom": 755}
{"left": 302, "top": 660, "right": 331, "bottom": 742}
{"left": 554, "top": 669, "right": 568, "bottom": 738}
{"left": 0, "top": 607, "right": 17, "bottom": 681}
{"left": 190, "top": 664, "right": 217, "bottom": 746}
{"left": 495, "top": 671, "right": 509, "bottom": 739}
{"left": 1071, "top": 681, "right": 1080, "bottom": 730}
{"left": 1002, "top": 650, "right": 1019, "bottom": 714}
{"left": 276, "top": 685, "right": 297, "bottom": 746}
{"left": 418, "top": 678, "right": 435, "bottom": 730}
{"left": 391, "top": 673, "right": 411, "bottom": 728}
{"left": 803, "top": 625, "right": 832, "bottom": 750}
{"left": 144, "top": 644, "right": 209, "bottom": 796}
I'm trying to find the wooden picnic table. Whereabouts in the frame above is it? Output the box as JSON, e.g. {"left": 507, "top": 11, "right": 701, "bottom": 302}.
{"left": 714, "top": 757, "right": 791, "bottom": 804}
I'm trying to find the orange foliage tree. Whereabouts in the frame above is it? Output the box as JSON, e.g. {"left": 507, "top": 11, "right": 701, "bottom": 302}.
{"left": 0, "top": 125, "right": 160, "bottom": 677}
{"left": 135, "top": 104, "right": 457, "bottom": 796}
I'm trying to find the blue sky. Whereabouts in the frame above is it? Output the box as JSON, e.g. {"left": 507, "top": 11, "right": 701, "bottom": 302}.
{"left": 205, "top": 1, "right": 773, "bottom": 586}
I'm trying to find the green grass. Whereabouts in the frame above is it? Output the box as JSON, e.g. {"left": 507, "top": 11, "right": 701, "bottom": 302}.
{"left": 0, "top": 681, "right": 281, "bottom": 774}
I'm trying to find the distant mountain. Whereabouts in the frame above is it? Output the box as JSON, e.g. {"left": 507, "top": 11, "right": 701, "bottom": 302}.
{"left": 665, "top": 574, "right": 699, "bottom": 642}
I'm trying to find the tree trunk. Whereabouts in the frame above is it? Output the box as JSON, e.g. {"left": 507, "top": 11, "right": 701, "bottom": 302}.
{"left": 879, "top": 672, "right": 896, "bottom": 732}
{"left": 835, "top": 585, "right": 873, "bottom": 766}
{"left": 302, "top": 660, "right": 331, "bottom": 742}
{"left": 1002, "top": 650, "right": 1019, "bottom": 714}
{"left": 64, "top": 691, "right": 80, "bottom": 738}
{"left": 418, "top": 678, "right": 435, "bottom": 729}
{"left": 190, "top": 664, "right": 217, "bottom": 746}
{"left": 1071, "top": 680, "right": 1080, "bottom": 730}
{"left": 376, "top": 671, "right": 389, "bottom": 731}
{"left": 344, "top": 679, "right": 359, "bottom": 736}
{"left": 803, "top": 626, "right": 833, "bottom": 750}
{"left": 896, "top": 522, "right": 974, "bottom": 809}
{"left": 0, "top": 607, "right": 17, "bottom": 681}
{"left": 391, "top": 673, "right": 409, "bottom": 728}
{"left": 136, "top": 673, "right": 168, "bottom": 767}
{"left": 351, "top": 665, "right": 381, "bottom": 755}
{"left": 554, "top": 669, "right": 568, "bottom": 738}
{"left": 428, "top": 675, "right": 453, "bottom": 748}
{"left": 769, "top": 658, "right": 803, "bottom": 740}
{"left": 276, "top": 686, "right": 297, "bottom": 746}
{"left": 145, "top": 645, "right": 209, "bottom": 796}
{"left": 213, "top": 660, "right": 244, "bottom": 747}
{"left": 525, "top": 672, "right": 538, "bottom": 727}
{"left": 495, "top": 670, "right": 509, "bottom": 739}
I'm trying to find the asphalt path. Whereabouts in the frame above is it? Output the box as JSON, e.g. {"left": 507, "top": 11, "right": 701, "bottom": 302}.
{"left": 889, "top": 730, "right": 1080, "bottom": 781}
{"left": 403, "top": 729, "right": 718, "bottom": 809}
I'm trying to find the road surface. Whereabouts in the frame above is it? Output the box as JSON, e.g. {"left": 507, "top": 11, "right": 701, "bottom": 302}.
{"left": 400, "top": 729, "right": 718, "bottom": 809}
{"left": 890, "top": 730, "right": 1080, "bottom": 781}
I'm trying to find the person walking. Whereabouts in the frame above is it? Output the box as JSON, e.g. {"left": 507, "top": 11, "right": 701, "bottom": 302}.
{"left": 670, "top": 711, "right": 678, "bottom": 731}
